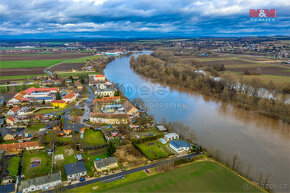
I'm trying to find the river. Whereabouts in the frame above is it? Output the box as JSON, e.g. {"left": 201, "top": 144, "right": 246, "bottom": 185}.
{"left": 104, "top": 52, "right": 290, "bottom": 192}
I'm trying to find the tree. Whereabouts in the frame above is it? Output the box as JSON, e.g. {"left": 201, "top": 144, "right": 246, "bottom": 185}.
{"left": 106, "top": 141, "right": 116, "bottom": 156}
{"left": 114, "top": 90, "right": 120, "bottom": 96}
{"left": 42, "top": 99, "right": 45, "bottom": 105}
{"left": 56, "top": 91, "right": 62, "bottom": 100}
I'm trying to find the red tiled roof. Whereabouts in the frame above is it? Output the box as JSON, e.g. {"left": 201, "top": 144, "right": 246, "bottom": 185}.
{"left": 35, "top": 87, "right": 59, "bottom": 92}
{"left": 24, "top": 87, "right": 36, "bottom": 94}
{"left": 95, "top": 74, "right": 105, "bottom": 77}
{"left": 0, "top": 141, "right": 40, "bottom": 151}
{"left": 10, "top": 106, "right": 20, "bottom": 113}
{"left": 7, "top": 116, "right": 15, "bottom": 122}
{"left": 14, "top": 95, "right": 24, "bottom": 101}
{"left": 63, "top": 92, "right": 77, "bottom": 99}
{"left": 51, "top": 100, "right": 66, "bottom": 103}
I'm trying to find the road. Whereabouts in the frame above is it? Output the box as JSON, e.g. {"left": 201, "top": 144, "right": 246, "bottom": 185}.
{"left": 80, "top": 86, "right": 95, "bottom": 124}
{"left": 63, "top": 152, "right": 201, "bottom": 191}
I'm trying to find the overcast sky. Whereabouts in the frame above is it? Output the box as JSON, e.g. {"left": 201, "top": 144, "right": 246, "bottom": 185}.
{"left": 1, "top": 0, "right": 290, "bottom": 38}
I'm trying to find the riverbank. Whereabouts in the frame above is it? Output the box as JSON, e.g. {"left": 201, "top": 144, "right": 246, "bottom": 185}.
{"left": 130, "top": 54, "right": 290, "bottom": 123}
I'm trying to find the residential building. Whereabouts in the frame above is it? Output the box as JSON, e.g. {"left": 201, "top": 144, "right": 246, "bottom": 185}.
{"left": 0, "top": 127, "right": 25, "bottom": 141}
{"left": 122, "top": 100, "right": 138, "bottom": 116}
{"left": 0, "top": 141, "right": 41, "bottom": 151}
{"left": 21, "top": 172, "right": 61, "bottom": 193}
{"left": 51, "top": 100, "right": 67, "bottom": 108}
{"left": 156, "top": 125, "right": 168, "bottom": 132}
{"left": 96, "top": 88, "right": 115, "bottom": 97}
{"left": 0, "top": 183, "right": 15, "bottom": 193}
{"left": 89, "top": 74, "right": 106, "bottom": 82}
{"left": 90, "top": 113, "right": 128, "bottom": 124}
{"left": 62, "top": 123, "right": 86, "bottom": 135}
{"left": 64, "top": 161, "right": 87, "bottom": 181}
{"left": 164, "top": 133, "right": 179, "bottom": 141}
{"left": 63, "top": 91, "right": 78, "bottom": 103}
{"left": 94, "top": 157, "right": 118, "bottom": 172}
{"left": 6, "top": 116, "right": 16, "bottom": 126}
{"left": 7, "top": 106, "right": 20, "bottom": 115}
{"left": 169, "top": 140, "right": 191, "bottom": 153}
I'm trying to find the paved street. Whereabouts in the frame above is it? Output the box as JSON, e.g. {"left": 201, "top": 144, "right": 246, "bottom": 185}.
{"left": 63, "top": 152, "right": 201, "bottom": 191}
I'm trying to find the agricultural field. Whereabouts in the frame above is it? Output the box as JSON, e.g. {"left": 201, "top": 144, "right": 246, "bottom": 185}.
{"left": 0, "top": 53, "right": 94, "bottom": 80}
{"left": 80, "top": 130, "right": 107, "bottom": 147}
{"left": 136, "top": 140, "right": 173, "bottom": 160}
{"left": 21, "top": 150, "right": 51, "bottom": 179}
{"left": 69, "top": 161, "right": 262, "bottom": 193}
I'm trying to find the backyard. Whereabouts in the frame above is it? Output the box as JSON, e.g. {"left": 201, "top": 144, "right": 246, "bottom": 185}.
{"left": 81, "top": 130, "right": 106, "bottom": 148}
{"left": 21, "top": 150, "right": 51, "bottom": 179}
{"left": 136, "top": 140, "right": 172, "bottom": 160}
{"left": 7, "top": 156, "right": 20, "bottom": 176}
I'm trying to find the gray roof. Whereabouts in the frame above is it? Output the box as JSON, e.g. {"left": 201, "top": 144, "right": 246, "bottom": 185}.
{"left": 0, "top": 183, "right": 15, "bottom": 193}
{"left": 65, "top": 123, "right": 86, "bottom": 132}
{"left": 0, "top": 127, "right": 25, "bottom": 138}
{"left": 21, "top": 172, "right": 61, "bottom": 190}
{"left": 94, "top": 157, "right": 117, "bottom": 169}
{"left": 156, "top": 125, "right": 167, "bottom": 131}
{"left": 64, "top": 161, "right": 87, "bottom": 176}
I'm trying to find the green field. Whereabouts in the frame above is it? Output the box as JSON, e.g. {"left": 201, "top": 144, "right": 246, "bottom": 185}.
{"left": 70, "top": 108, "right": 84, "bottom": 116}
{"left": 0, "top": 74, "right": 47, "bottom": 80}
{"left": 7, "top": 156, "right": 20, "bottom": 176}
{"left": 21, "top": 150, "right": 51, "bottom": 179}
{"left": 0, "top": 59, "right": 67, "bottom": 68}
{"left": 136, "top": 140, "right": 172, "bottom": 160}
{"left": 64, "top": 55, "right": 100, "bottom": 63}
{"left": 81, "top": 130, "right": 106, "bottom": 147}
{"left": 69, "top": 161, "right": 262, "bottom": 193}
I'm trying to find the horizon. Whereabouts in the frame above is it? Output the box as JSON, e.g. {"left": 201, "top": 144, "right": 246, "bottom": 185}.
{"left": 1, "top": 0, "right": 290, "bottom": 39}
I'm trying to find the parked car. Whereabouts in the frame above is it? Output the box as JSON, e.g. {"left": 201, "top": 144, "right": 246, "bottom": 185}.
{"left": 80, "top": 177, "right": 86, "bottom": 182}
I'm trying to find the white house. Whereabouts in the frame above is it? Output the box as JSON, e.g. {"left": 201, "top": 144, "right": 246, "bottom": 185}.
{"left": 64, "top": 161, "right": 87, "bottom": 181}
{"left": 21, "top": 172, "right": 61, "bottom": 193}
{"left": 63, "top": 91, "right": 78, "bottom": 103}
{"left": 169, "top": 140, "right": 191, "bottom": 153}
{"left": 7, "top": 107, "right": 20, "bottom": 115}
{"left": 164, "top": 133, "right": 179, "bottom": 141}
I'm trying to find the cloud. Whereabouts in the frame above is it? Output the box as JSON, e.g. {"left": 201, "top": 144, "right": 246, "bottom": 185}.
{"left": 0, "top": 0, "right": 289, "bottom": 38}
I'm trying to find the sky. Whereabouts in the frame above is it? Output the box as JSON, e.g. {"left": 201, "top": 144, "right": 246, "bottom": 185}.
{"left": 1, "top": 0, "right": 290, "bottom": 39}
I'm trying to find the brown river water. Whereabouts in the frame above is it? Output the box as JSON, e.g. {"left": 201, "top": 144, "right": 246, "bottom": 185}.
{"left": 104, "top": 52, "right": 290, "bottom": 192}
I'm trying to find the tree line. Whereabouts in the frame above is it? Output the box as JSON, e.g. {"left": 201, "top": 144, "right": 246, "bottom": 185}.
{"left": 130, "top": 53, "right": 290, "bottom": 123}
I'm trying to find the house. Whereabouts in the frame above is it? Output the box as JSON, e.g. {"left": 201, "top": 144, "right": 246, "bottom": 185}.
{"left": 90, "top": 113, "right": 128, "bottom": 124}
{"left": 89, "top": 74, "right": 106, "bottom": 82}
{"left": 64, "top": 161, "right": 87, "bottom": 181}
{"left": 7, "top": 106, "right": 21, "bottom": 115}
{"left": 63, "top": 92, "right": 78, "bottom": 103}
{"left": 6, "top": 117, "right": 16, "bottom": 126}
{"left": 0, "top": 141, "right": 41, "bottom": 151}
{"left": 94, "top": 96, "right": 121, "bottom": 104}
{"left": 96, "top": 88, "right": 115, "bottom": 97}
{"left": 0, "top": 127, "right": 25, "bottom": 141}
{"left": 51, "top": 100, "right": 67, "bottom": 108}
{"left": 156, "top": 125, "right": 168, "bottom": 132}
{"left": 0, "top": 183, "right": 15, "bottom": 193}
{"left": 122, "top": 100, "right": 138, "bottom": 116}
{"left": 63, "top": 123, "right": 86, "bottom": 135}
{"left": 169, "top": 140, "right": 191, "bottom": 153}
{"left": 164, "top": 133, "right": 179, "bottom": 141}
{"left": 94, "top": 157, "right": 118, "bottom": 172}
{"left": 21, "top": 172, "right": 61, "bottom": 193}
{"left": 75, "top": 81, "right": 83, "bottom": 90}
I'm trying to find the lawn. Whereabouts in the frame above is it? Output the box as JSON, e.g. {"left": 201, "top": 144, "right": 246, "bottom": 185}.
{"left": 26, "top": 124, "right": 46, "bottom": 134}
{"left": 70, "top": 108, "right": 84, "bottom": 116}
{"left": 81, "top": 130, "right": 106, "bottom": 147}
{"left": 0, "top": 59, "right": 67, "bottom": 68}
{"left": 82, "top": 150, "right": 108, "bottom": 176}
{"left": 67, "top": 171, "right": 147, "bottom": 192}
{"left": 21, "top": 150, "right": 51, "bottom": 179}
{"left": 7, "top": 156, "right": 20, "bottom": 176}
{"left": 136, "top": 140, "right": 172, "bottom": 160}
{"left": 103, "top": 161, "right": 263, "bottom": 193}
{"left": 54, "top": 145, "right": 77, "bottom": 180}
